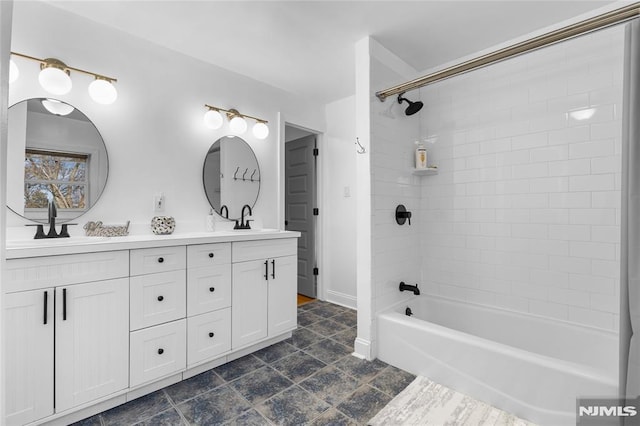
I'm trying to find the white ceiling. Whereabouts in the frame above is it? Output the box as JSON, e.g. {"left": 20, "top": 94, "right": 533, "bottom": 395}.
{"left": 45, "top": 0, "right": 616, "bottom": 104}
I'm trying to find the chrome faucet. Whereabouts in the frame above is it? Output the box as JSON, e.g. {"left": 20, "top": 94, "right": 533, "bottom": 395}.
{"left": 33, "top": 200, "right": 72, "bottom": 239}
{"left": 234, "top": 204, "right": 253, "bottom": 230}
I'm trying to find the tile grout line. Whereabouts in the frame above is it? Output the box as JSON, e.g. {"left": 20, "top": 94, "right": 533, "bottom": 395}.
{"left": 162, "top": 389, "right": 191, "bottom": 426}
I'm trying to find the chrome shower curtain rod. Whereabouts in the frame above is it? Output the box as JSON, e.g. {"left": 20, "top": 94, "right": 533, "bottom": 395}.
{"left": 375, "top": 2, "right": 640, "bottom": 101}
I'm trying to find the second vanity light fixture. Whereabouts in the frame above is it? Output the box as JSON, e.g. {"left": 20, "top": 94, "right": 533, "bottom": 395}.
{"left": 204, "top": 104, "right": 269, "bottom": 140}
{"left": 9, "top": 52, "right": 118, "bottom": 105}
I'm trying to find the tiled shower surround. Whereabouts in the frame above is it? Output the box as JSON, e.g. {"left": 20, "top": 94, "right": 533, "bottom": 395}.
{"left": 417, "top": 26, "right": 624, "bottom": 331}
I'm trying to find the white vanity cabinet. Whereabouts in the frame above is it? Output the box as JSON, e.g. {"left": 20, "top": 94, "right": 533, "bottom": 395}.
{"left": 231, "top": 239, "right": 297, "bottom": 349}
{"left": 4, "top": 251, "right": 130, "bottom": 426}
{"left": 4, "top": 231, "right": 298, "bottom": 425}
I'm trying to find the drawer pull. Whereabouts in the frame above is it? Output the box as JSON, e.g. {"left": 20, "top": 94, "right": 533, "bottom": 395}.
{"left": 158, "top": 257, "right": 164, "bottom": 263}
{"left": 209, "top": 332, "right": 215, "bottom": 338}
{"left": 209, "top": 253, "right": 214, "bottom": 258}
{"left": 157, "top": 348, "right": 164, "bottom": 355}
{"left": 157, "top": 295, "right": 164, "bottom": 302}
{"left": 209, "top": 287, "right": 215, "bottom": 292}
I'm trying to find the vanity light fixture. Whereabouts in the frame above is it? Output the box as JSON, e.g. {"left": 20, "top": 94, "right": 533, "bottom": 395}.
{"left": 204, "top": 104, "right": 269, "bottom": 140}
{"left": 10, "top": 52, "right": 118, "bottom": 104}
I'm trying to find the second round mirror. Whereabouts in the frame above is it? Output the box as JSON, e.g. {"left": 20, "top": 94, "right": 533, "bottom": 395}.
{"left": 203, "top": 136, "right": 260, "bottom": 220}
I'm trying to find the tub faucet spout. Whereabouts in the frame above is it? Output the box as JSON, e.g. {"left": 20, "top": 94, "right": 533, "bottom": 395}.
{"left": 399, "top": 281, "right": 420, "bottom": 295}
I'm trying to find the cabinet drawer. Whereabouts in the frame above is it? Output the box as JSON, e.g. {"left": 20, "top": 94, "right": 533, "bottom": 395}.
{"left": 130, "top": 246, "right": 186, "bottom": 276}
{"left": 130, "top": 319, "right": 186, "bottom": 388}
{"left": 187, "top": 309, "right": 231, "bottom": 367}
{"left": 187, "top": 265, "right": 231, "bottom": 316}
{"left": 232, "top": 238, "right": 297, "bottom": 263}
{"left": 187, "top": 243, "right": 231, "bottom": 269}
{"left": 130, "top": 271, "right": 186, "bottom": 330}
{"left": 5, "top": 251, "right": 129, "bottom": 293}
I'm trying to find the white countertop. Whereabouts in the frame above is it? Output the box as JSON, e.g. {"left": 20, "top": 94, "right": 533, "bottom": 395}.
{"left": 6, "top": 229, "right": 300, "bottom": 259}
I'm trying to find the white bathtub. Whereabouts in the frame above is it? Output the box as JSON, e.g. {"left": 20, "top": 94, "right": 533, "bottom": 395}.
{"left": 377, "top": 295, "right": 618, "bottom": 426}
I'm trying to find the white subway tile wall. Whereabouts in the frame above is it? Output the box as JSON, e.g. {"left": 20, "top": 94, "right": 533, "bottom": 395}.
{"left": 416, "top": 26, "right": 624, "bottom": 331}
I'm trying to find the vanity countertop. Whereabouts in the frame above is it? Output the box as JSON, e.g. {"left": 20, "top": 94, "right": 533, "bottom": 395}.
{"left": 5, "top": 229, "right": 300, "bottom": 259}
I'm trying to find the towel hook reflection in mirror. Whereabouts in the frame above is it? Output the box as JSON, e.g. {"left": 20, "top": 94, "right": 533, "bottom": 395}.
{"left": 233, "top": 166, "right": 240, "bottom": 181}
{"left": 242, "top": 168, "right": 248, "bottom": 181}
{"left": 356, "top": 137, "right": 366, "bottom": 154}
{"left": 251, "top": 169, "right": 257, "bottom": 182}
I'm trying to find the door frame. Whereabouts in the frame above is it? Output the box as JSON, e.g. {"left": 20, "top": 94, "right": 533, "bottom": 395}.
{"left": 279, "top": 116, "right": 325, "bottom": 301}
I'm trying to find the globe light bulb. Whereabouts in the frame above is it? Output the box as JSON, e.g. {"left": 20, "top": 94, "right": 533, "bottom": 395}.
{"left": 9, "top": 59, "right": 19, "bottom": 84}
{"left": 41, "top": 99, "right": 74, "bottom": 116}
{"left": 88, "top": 78, "right": 118, "bottom": 105}
{"left": 39, "top": 64, "right": 72, "bottom": 95}
{"left": 229, "top": 115, "right": 247, "bottom": 134}
{"left": 252, "top": 122, "right": 269, "bottom": 139}
{"left": 203, "top": 109, "right": 223, "bottom": 129}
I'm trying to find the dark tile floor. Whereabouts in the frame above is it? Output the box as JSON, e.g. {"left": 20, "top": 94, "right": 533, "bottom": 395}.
{"left": 74, "top": 300, "right": 415, "bottom": 426}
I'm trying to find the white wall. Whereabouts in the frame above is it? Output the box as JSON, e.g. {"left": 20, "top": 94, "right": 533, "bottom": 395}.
{"left": 6, "top": 1, "right": 324, "bottom": 237}
{"left": 323, "top": 95, "right": 357, "bottom": 308}
{"left": 354, "top": 36, "right": 421, "bottom": 359}
{"left": 419, "top": 26, "right": 624, "bottom": 331}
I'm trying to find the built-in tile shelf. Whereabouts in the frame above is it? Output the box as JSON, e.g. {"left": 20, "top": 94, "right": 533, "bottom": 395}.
{"left": 412, "top": 167, "right": 438, "bottom": 176}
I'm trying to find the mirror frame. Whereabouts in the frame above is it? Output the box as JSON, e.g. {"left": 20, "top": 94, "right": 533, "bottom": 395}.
{"left": 6, "top": 98, "right": 109, "bottom": 223}
{"left": 202, "top": 135, "right": 260, "bottom": 221}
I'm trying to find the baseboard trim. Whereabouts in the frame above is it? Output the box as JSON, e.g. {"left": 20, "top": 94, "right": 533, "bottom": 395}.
{"left": 326, "top": 290, "right": 356, "bottom": 310}
{"left": 354, "top": 337, "right": 374, "bottom": 360}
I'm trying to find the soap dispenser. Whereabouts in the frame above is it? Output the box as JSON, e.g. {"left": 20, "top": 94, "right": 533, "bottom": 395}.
{"left": 415, "top": 140, "right": 427, "bottom": 169}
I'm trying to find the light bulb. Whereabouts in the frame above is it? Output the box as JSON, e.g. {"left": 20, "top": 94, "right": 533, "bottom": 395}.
{"left": 252, "top": 122, "right": 269, "bottom": 139}
{"left": 39, "top": 65, "right": 72, "bottom": 95}
{"left": 229, "top": 115, "right": 247, "bottom": 134}
{"left": 203, "top": 109, "right": 223, "bottom": 129}
{"left": 88, "top": 78, "right": 118, "bottom": 105}
{"left": 9, "top": 59, "right": 19, "bottom": 84}
{"left": 41, "top": 99, "right": 74, "bottom": 116}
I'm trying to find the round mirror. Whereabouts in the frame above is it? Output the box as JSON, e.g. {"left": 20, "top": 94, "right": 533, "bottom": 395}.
{"left": 7, "top": 98, "right": 109, "bottom": 223}
{"left": 203, "top": 136, "right": 260, "bottom": 220}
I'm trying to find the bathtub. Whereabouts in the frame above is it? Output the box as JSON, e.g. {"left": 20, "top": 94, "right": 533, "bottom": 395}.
{"left": 377, "top": 295, "right": 618, "bottom": 426}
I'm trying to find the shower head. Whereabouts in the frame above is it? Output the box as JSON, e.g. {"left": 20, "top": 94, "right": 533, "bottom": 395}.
{"left": 397, "top": 93, "right": 423, "bottom": 116}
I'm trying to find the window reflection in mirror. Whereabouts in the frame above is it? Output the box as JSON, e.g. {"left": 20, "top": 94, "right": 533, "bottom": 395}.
{"left": 7, "top": 98, "right": 108, "bottom": 223}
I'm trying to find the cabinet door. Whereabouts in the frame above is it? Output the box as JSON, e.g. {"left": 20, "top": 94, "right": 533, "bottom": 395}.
{"left": 55, "top": 278, "right": 129, "bottom": 412}
{"left": 187, "top": 265, "right": 231, "bottom": 316}
{"left": 5, "top": 289, "right": 54, "bottom": 425}
{"left": 268, "top": 255, "right": 298, "bottom": 337}
{"left": 232, "top": 259, "right": 268, "bottom": 348}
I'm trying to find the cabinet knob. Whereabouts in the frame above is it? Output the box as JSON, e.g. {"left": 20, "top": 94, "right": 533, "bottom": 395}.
{"left": 209, "top": 332, "right": 215, "bottom": 338}
{"left": 208, "top": 253, "right": 214, "bottom": 258}
{"left": 157, "top": 295, "right": 164, "bottom": 302}
{"left": 158, "top": 257, "right": 164, "bottom": 263}
{"left": 209, "top": 287, "right": 215, "bottom": 292}
{"left": 157, "top": 348, "right": 164, "bottom": 355}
